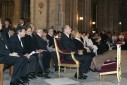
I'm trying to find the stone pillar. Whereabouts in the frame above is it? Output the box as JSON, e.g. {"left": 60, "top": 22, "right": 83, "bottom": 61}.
{"left": 97, "top": 0, "right": 120, "bottom": 32}
{"left": 30, "top": 0, "right": 65, "bottom": 30}
{"left": 56, "top": 0, "right": 65, "bottom": 30}
{"left": 13, "top": 0, "right": 22, "bottom": 26}
{"left": 84, "top": 0, "right": 91, "bottom": 32}
{"left": 78, "top": 0, "right": 91, "bottom": 32}
{"left": 64, "top": 0, "right": 78, "bottom": 30}
{"left": 73, "top": 0, "right": 78, "bottom": 29}
{"left": 30, "top": 0, "right": 47, "bottom": 29}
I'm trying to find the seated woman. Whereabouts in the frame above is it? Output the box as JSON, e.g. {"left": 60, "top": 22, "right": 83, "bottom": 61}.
{"left": 83, "top": 32, "right": 98, "bottom": 55}
{"left": 71, "top": 30, "right": 99, "bottom": 72}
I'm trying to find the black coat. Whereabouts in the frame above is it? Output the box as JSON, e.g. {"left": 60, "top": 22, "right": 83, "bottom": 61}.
{"left": 0, "top": 32, "right": 10, "bottom": 61}
{"left": 34, "top": 34, "right": 48, "bottom": 50}
{"left": 23, "top": 34, "right": 37, "bottom": 53}
{"left": 46, "top": 34, "right": 54, "bottom": 47}
{"left": 9, "top": 34, "right": 26, "bottom": 56}
{"left": 73, "top": 38, "right": 87, "bottom": 54}
{"left": 60, "top": 33, "right": 76, "bottom": 52}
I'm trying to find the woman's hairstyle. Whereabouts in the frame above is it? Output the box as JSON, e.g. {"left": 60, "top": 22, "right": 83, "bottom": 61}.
{"left": 71, "top": 30, "right": 79, "bottom": 38}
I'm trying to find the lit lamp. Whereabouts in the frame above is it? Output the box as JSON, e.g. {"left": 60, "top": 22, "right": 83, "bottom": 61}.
{"left": 92, "top": 21, "right": 96, "bottom": 25}
{"left": 79, "top": 17, "right": 83, "bottom": 20}
{"left": 119, "top": 22, "right": 122, "bottom": 25}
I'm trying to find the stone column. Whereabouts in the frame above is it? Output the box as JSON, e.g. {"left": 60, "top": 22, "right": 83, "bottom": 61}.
{"left": 84, "top": 0, "right": 91, "bottom": 32}
{"left": 30, "top": 0, "right": 65, "bottom": 30}
{"left": 78, "top": 0, "right": 91, "bottom": 32}
{"left": 73, "top": 0, "right": 78, "bottom": 29}
{"left": 56, "top": 0, "right": 65, "bottom": 30}
{"left": 13, "top": 0, "right": 21, "bottom": 26}
{"left": 97, "top": 0, "right": 120, "bottom": 32}
{"left": 30, "top": 0, "right": 47, "bottom": 29}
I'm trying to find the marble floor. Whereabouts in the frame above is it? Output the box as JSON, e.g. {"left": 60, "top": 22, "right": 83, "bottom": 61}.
{"left": 3, "top": 50, "right": 127, "bottom": 85}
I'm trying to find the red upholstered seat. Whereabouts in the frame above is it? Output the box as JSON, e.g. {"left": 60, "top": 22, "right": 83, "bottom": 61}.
{"left": 99, "top": 62, "right": 117, "bottom": 73}
{"left": 54, "top": 38, "right": 80, "bottom": 79}
{"left": 63, "top": 50, "right": 72, "bottom": 53}
{"left": 104, "top": 60, "right": 116, "bottom": 64}
{"left": 99, "top": 44, "right": 121, "bottom": 82}
{"left": 61, "top": 59, "right": 76, "bottom": 64}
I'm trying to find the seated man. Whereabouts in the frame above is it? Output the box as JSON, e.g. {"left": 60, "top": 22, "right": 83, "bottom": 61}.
{"left": 0, "top": 18, "right": 27, "bottom": 85}
{"left": 9, "top": 26, "right": 35, "bottom": 83}
{"left": 60, "top": 25, "right": 93, "bottom": 79}
{"left": 46, "top": 28, "right": 58, "bottom": 71}
{"left": 34, "top": 29, "right": 51, "bottom": 78}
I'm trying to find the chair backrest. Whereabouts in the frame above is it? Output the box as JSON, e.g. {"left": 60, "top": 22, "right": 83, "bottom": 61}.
{"left": 54, "top": 38, "right": 63, "bottom": 65}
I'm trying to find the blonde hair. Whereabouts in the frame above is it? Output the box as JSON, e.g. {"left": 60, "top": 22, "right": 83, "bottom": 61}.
{"left": 71, "top": 30, "right": 79, "bottom": 38}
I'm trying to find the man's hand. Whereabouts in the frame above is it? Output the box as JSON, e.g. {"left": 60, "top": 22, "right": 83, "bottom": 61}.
{"left": 39, "top": 49, "right": 47, "bottom": 53}
{"left": 9, "top": 52, "right": 19, "bottom": 57}
{"left": 24, "top": 53, "right": 30, "bottom": 59}
{"left": 78, "top": 50, "right": 83, "bottom": 55}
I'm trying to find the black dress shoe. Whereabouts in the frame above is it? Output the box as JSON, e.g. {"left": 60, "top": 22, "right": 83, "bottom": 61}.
{"left": 93, "top": 68, "right": 99, "bottom": 72}
{"left": 74, "top": 74, "right": 82, "bottom": 79}
{"left": 43, "top": 74, "right": 51, "bottom": 78}
{"left": 36, "top": 73, "right": 43, "bottom": 77}
{"left": 21, "top": 76, "right": 30, "bottom": 81}
{"left": 90, "top": 68, "right": 99, "bottom": 72}
{"left": 30, "top": 73, "right": 37, "bottom": 79}
{"left": 80, "top": 74, "right": 87, "bottom": 79}
{"left": 82, "top": 74, "right": 88, "bottom": 77}
{"left": 55, "top": 68, "right": 64, "bottom": 72}
{"left": 10, "top": 80, "right": 19, "bottom": 85}
{"left": 21, "top": 77, "right": 29, "bottom": 83}
{"left": 27, "top": 74, "right": 34, "bottom": 79}
{"left": 17, "top": 79, "right": 24, "bottom": 84}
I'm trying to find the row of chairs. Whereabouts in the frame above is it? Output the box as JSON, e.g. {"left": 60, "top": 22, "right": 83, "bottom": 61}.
{"left": 0, "top": 39, "right": 122, "bottom": 85}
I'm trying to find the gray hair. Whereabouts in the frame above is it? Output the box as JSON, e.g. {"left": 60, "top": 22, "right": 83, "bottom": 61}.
{"left": 36, "top": 29, "right": 43, "bottom": 33}
{"left": 62, "top": 25, "right": 70, "bottom": 32}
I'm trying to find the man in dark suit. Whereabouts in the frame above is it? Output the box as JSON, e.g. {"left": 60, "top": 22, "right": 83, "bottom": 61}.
{"left": 46, "top": 28, "right": 58, "bottom": 71}
{"left": 17, "top": 17, "right": 26, "bottom": 28}
{"left": 34, "top": 29, "right": 51, "bottom": 78}
{"left": 9, "top": 26, "right": 36, "bottom": 83}
{"left": 0, "top": 19, "right": 27, "bottom": 85}
{"left": 60, "top": 25, "right": 93, "bottom": 79}
{"left": 46, "top": 28, "right": 54, "bottom": 47}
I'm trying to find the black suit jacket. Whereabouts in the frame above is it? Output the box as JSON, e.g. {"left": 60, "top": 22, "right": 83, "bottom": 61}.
{"left": 73, "top": 38, "right": 88, "bottom": 54}
{"left": 0, "top": 32, "right": 10, "bottom": 62}
{"left": 60, "top": 33, "right": 76, "bottom": 52}
{"left": 46, "top": 34, "right": 54, "bottom": 47}
{"left": 9, "top": 34, "right": 26, "bottom": 56}
{"left": 23, "top": 34, "right": 37, "bottom": 53}
{"left": 34, "top": 34, "right": 48, "bottom": 50}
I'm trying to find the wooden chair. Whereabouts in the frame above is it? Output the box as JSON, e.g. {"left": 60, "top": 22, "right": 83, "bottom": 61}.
{"left": 0, "top": 64, "right": 4, "bottom": 85}
{"left": 54, "top": 38, "right": 80, "bottom": 79}
{"left": 0, "top": 64, "right": 13, "bottom": 85}
{"left": 99, "top": 44, "right": 122, "bottom": 82}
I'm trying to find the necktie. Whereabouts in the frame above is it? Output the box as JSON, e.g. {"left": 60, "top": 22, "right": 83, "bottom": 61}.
{"left": 19, "top": 38, "right": 23, "bottom": 47}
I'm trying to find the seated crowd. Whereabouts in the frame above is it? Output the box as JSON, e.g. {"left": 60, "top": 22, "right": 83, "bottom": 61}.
{"left": 1, "top": 17, "right": 121, "bottom": 85}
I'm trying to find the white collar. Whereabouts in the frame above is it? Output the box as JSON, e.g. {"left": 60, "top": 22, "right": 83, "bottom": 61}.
{"left": 64, "top": 33, "right": 69, "bottom": 38}
{"left": 37, "top": 33, "right": 41, "bottom": 37}
{"left": 48, "top": 33, "right": 52, "bottom": 37}
{"left": 75, "top": 38, "right": 82, "bottom": 42}
{"left": 17, "top": 34, "right": 21, "bottom": 40}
